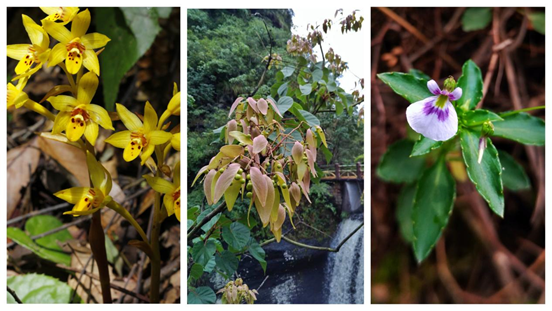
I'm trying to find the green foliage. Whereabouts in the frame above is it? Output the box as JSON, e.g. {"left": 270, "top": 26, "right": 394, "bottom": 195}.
{"left": 528, "top": 11, "right": 545, "bottom": 35}
{"left": 188, "top": 286, "right": 216, "bottom": 304}
{"left": 292, "top": 183, "right": 340, "bottom": 241}
{"left": 318, "top": 109, "right": 363, "bottom": 165}
{"left": 222, "top": 222, "right": 251, "bottom": 250}
{"left": 462, "top": 109, "right": 503, "bottom": 126}
{"left": 7, "top": 273, "right": 80, "bottom": 303}
{"left": 462, "top": 8, "right": 492, "bottom": 32}
{"left": 95, "top": 7, "right": 171, "bottom": 110}
{"left": 456, "top": 59, "right": 484, "bottom": 111}
{"left": 377, "top": 139, "right": 426, "bottom": 183}
{"left": 7, "top": 215, "right": 73, "bottom": 266}
{"left": 377, "top": 72, "right": 432, "bottom": 103}
{"left": 492, "top": 112, "right": 545, "bottom": 146}
{"left": 412, "top": 159, "right": 455, "bottom": 263}
{"left": 411, "top": 135, "right": 442, "bottom": 157}
{"left": 498, "top": 150, "right": 531, "bottom": 191}
{"left": 396, "top": 183, "right": 416, "bottom": 243}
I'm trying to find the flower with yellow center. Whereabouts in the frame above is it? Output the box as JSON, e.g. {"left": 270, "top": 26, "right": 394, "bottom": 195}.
{"left": 40, "top": 7, "right": 79, "bottom": 25}
{"left": 7, "top": 77, "right": 29, "bottom": 109}
{"left": 143, "top": 162, "right": 181, "bottom": 221}
{"left": 43, "top": 9, "right": 110, "bottom": 75}
{"left": 158, "top": 89, "right": 180, "bottom": 127}
{"left": 7, "top": 15, "right": 51, "bottom": 78}
{"left": 48, "top": 72, "right": 113, "bottom": 145}
{"left": 105, "top": 102, "right": 172, "bottom": 165}
{"left": 54, "top": 151, "right": 113, "bottom": 216}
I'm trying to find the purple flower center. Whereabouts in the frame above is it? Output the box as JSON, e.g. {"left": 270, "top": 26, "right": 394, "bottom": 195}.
{"left": 423, "top": 101, "right": 449, "bottom": 122}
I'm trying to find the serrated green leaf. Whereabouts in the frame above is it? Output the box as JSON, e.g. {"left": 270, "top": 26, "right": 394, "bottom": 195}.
{"left": 277, "top": 96, "right": 293, "bottom": 115}
{"left": 7, "top": 273, "right": 80, "bottom": 303}
{"left": 411, "top": 135, "right": 443, "bottom": 157}
{"left": 248, "top": 240, "right": 267, "bottom": 273}
{"left": 493, "top": 112, "right": 545, "bottom": 146}
{"left": 462, "top": 8, "right": 492, "bottom": 32}
{"left": 377, "top": 72, "right": 433, "bottom": 103}
{"left": 462, "top": 109, "right": 503, "bottom": 126}
{"left": 460, "top": 129, "right": 504, "bottom": 217}
{"left": 222, "top": 222, "right": 250, "bottom": 250}
{"left": 412, "top": 159, "right": 455, "bottom": 263}
{"left": 528, "top": 11, "right": 545, "bottom": 35}
{"left": 188, "top": 286, "right": 216, "bottom": 304}
{"left": 377, "top": 139, "right": 426, "bottom": 183}
{"left": 456, "top": 59, "right": 483, "bottom": 111}
{"left": 397, "top": 183, "right": 416, "bottom": 243}
{"left": 498, "top": 150, "right": 531, "bottom": 191}
{"left": 192, "top": 240, "right": 216, "bottom": 266}
{"left": 215, "top": 250, "right": 239, "bottom": 277}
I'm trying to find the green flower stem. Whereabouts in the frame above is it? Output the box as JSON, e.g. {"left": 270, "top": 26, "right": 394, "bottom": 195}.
{"left": 149, "top": 146, "right": 166, "bottom": 303}
{"left": 107, "top": 200, "right": 149, "bottom": 243}
{"left": 23, "top": 100, "right": 55, "bottom": 121}
{"left": 499, "top": 105, "right": 545, "bottom": 118}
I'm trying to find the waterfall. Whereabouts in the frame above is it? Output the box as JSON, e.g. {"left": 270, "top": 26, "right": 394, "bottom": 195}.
{"left": 325, "top": 217, "right": 364, "bottom": 304}
{"left": 342, "top": 181, "right": 363, "bottom": 213}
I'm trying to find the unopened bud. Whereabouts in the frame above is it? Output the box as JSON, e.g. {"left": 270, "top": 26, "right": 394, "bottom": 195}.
{"left": 444, "top": 76, "right": 457, "bottom": 93}
{"left": 481, "top": 121, "right": 495, "bottom": 137}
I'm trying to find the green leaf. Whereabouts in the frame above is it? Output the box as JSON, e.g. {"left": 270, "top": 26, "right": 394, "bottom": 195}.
{"left": 201, "top": 213, "right": 221, "bottom": 232}
{"left": 281, "top": 66, "right": 295, "bottom": 78}
{"left": 188, "top": 286, "right": 216, "bottom": 304}
{"left": 7, "top": 273, "right": 80, "bottom": 303}
{"left": 462, "top": 109, "right": 503, "bottom": 126}
{"left": 411, "top": 135, "right": 443, "bottom": 157}
{"left": 320, "top": 143, "right": 333, "bottom": 164}
{"left": 278, "top": 82, "right": 289, "bottom": 96}
{"left": 408, "top": 69, "right": 430, "bottom": 81}
{"left": 498, "top": 150, "right": 531, "bottom": 191}
{"left": 493, "top": 112, "right": 545, "bottom": 146}
{"left": 188, "top": 263, "right": 204, "bottom": 282}
{"left": 528, "top": 11, "right": 545, "bottom": 35}
{"left": 312, "top": 69, "right": 323, "bottom": 82}
{"left": 248, "top": 240, "right": 267, "bottom": 273}
{"left": 192, "top": 240, "right": 216, "bottom": 266}
{"left": 104, "top": 234, "right": 124, "bottom": 276}
{"left": 297, "top": 109, "right": 320, "bottom": 127}
{"left": 215, "top": 250, "right": 239, "bottom": 277}
{"left": 8, "top": 215, "right": 72, "bottom": 266}
{"left": 456, "top": 59, "right": 484, "bottom": 111}
{"left": 396, "top": 183, "right": 416, "bottom": 243}
{"left": 222, "top": 222, "right": 250, "bottom": 250}
{"left": 377, "top": 72, "right": 433, "bottom": 103}
{"left": 187, "top": 206, "right": 200, "bottom": 221}
{"left": 96, "top": 8, "right": 167, "bottom": 110}
{"left": 462, "top": 8, "right": 492, "bottom": 31}
{"left": 460, "top": 129, "right": 504, "bottom": 217}
{"left": 412, "top": 159, "right": 456, "bottom": 263}
{"left": 277, "top": 96, "right": 293, "bottom": 115}
{"left": 377, "top": 139, "right": 426, "bottom": 183}
{"left": 300, "top": 83, "right": 313, "bottom": 96}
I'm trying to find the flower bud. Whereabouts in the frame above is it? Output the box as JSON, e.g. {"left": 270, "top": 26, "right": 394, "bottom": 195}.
{"left": 444, "top": 76, "right": 457, "bottom": 93}
{"left": 481, "top": 121, "right": 495, "bottom": 137}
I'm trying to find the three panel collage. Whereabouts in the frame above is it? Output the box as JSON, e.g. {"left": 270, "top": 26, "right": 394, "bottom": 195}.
{"left": 2, "top": 5, "right": 546, "bottom": 305}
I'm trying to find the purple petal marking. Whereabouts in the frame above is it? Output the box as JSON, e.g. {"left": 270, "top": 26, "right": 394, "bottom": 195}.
{"left": 449, "top": 87, "right": 462, "bottom": 101}
{"left": 423, "top": 101, "right": 450, "bottom": 122}
{"left": 427, "top": 80, "right": 441, "bottom": 95}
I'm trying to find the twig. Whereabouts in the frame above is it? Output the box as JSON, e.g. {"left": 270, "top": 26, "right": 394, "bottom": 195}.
{"left": 256, "top": 275, "right": 269, "bottom": 291}
{"left": 187, "top": 202, "right": 226, "bottom": 242}
{"left": 7, "top": 286, "right": 23, "bottom": 303}
{"left": 478, "top": 8, "right": 501, "bottom": 108}
{"left": 7, "top": 202, "right": 70, "bottom": 225}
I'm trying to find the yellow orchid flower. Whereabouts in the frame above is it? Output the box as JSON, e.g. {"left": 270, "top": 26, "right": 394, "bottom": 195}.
{"left": 43, "top": 9, "right": 110, "bottom": 75}
{"left": 40, "top": 7, "right": 79, "bottom": 25}
{"left": 47, "top": 72, "right": 113, "bottom": 145}
{"left": 54, "top": 151, "right": 113, "bottom": 217}
{"left": 171, "top": 132, "right": 180, "bottom": 151}
{"left": 158, "top": 90, "right": 180, "bottom": 128}
{"left": 143, "top": 162, "right": 181, "bottom": 221}
{"left": 7, "top": 15, "right": 51, "bottom": 77}
{"left": 105, "top": 102, "right": 172, "bottom": 165}
{"left": 7, "top": 77, "right": 29, "bottom": 109}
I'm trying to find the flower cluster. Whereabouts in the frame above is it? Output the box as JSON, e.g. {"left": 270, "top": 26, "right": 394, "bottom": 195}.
{"left": 217, "top": 278, "right": 258, "bottom": 304}
{"left": 193, "top": 96, "right": 327, "bottom": 241}
{"left": 325, "top": 47, "right": 348, "bottom": 75}
{"left": 286, "top": 34, "right": 313, "bottom": 57}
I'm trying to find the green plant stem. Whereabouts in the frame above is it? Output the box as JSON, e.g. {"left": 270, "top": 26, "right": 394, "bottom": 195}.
{"left": 90, "top": 211, "right": 112, "bottom": 303}
{"left": 499, "top": 105, "right": 545, "bottom": 118}
{"left": 107, "top": 201, "right": 149, "bottom": 243}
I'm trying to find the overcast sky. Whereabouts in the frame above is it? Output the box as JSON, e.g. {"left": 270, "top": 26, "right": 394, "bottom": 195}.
{"left": 291, "top": 8, "right": 364, "bottom": 94}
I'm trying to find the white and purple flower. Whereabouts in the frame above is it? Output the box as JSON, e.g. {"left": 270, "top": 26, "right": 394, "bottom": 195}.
{"left": 406, "top": 78, "right": 462, "bottom": 141}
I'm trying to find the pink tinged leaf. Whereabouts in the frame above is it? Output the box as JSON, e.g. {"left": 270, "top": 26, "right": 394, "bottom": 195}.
{"left": 292, "top": 141, "right": 303, "bottom": 164}
{"left": 274, "top": 204, "right": 286, "bottom": 231}
{"left": 299, "top": 176, "right": 312, "bottom": 203}
{"left": 207, "top": 152, "right": 224, "bottom": 170}
{"left": 254, "top": 196, "right": 271, "bottom": 227}
{"left": 264, "top": 175, "right": 275, "bottom": 213}
{"left": 220, "top": 145, "right": 243, "bottom": 158}
{"left": 265, "top": 108, "right": 274, "bottom": 124}
{"left": 250, "top": 116, "right": 258, "bottom": 125}
{"left": 192, "top": 165, "right": 208, "bottom": 187}
{"left": 267, "top": 98, "right": 282, "bottom": 117}
{"left": 297, "top": 162, "right": 307, "bottom": 182}
{"left": 305, "top": 149, "right": 317, "bottom": 177}
{"left": 228, "top": 97, "right": 243, "bottom": 118}
{"left": 282, "top": 203, "right": 296, "bottom": 228}
{"left": 290, "top": 182, "right": 301, "bottom": 203}
{"left": 213, "top": 163, "right": 241, "bottom": 204}
{"left": 204, "top": 169, "right": 217, "bottom": 205}
{"left": 241, "top": 119, "right": 249, "bottom": 134}
{"left": 247, "top": 97, "right": 259, "bottom": 113}
{"left": 250, "top": 167, "right": 267, "bottom": 206}
{"left": 281, "top": 187, "right": 293, "bottom": 216}
{"left": 306, "top": 129, "right": 315, "bottom": 147}
{"left": 227, "top": 120, "right": 237, "bottom": 144}
{"left": 252, "top": 135, "right": 268, "bottom": 154}
{"left": 224, "top": 178, "right": 242, "bottom": 211}
{"left": 257, "top": 98, "right": 268, "bottom": 115}
{"left": 275, "top": 172, "right": 286, "bottom": 185}
{"left": 229, "top": 131, "right": 253, "bottom": 145}
{"left": 270, "top": 187, "right": 280, "bottom": 224}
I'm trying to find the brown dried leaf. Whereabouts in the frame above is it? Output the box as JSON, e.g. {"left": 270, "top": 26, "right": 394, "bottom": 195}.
{"left": 7, "top": 138, "right": 41, "bottom": 218}
{"left": 38, "top": 136, "right": 89, "bottom": 187}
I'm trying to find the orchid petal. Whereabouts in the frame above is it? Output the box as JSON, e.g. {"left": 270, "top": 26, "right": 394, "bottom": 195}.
{"left": 406, "top": 97, "right": 458, "bottom": 141}
{"left": 116, "top": 103, "right": 143, "bottom": 131}
{"left": 77, "top": 72, "right": 98, "bottom": 104}
{"left": 427, "top": 80, "right": 441, "bottom": 95}
{"left": 105, "top": 130, "right": 131, "bottom": 148}
{"left": 83, "top": 49, "right": 100, "bottom": 75}
{"left": 81, "top": 33, "right": 111, "bottom": 50}
{"left": 54, "top": 187, "right": 90, "bottom": 204}
{"left": 71, "top": 9, "right": 90, "bottom": 39}
{"left": 449, "top": 87, "right": 463, "bottom": 101}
